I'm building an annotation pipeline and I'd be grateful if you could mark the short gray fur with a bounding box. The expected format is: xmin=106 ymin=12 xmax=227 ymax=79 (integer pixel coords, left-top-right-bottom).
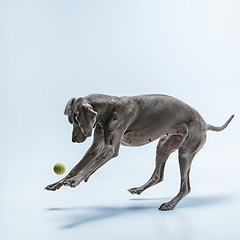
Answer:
xmin=45 ymin=94 xmax=234 ymax=211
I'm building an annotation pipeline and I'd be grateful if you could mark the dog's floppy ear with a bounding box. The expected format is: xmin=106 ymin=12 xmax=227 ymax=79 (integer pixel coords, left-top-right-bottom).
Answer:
xmin=82 ymin=103 xmax=97 ymax=120
xmin=64 ymin=97 xmax=76 ymax=116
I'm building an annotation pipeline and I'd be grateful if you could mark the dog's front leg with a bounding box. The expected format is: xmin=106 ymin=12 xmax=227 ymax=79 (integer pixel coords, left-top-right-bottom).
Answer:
xmin=45 ymin=125 xmax=104 ymax=191
xmin=63 ymin=143 xmax=117 ymax=187
xmin=83 ymin=144 xmax=115 ymax=182
xmin=44 ymin=142 xmax=103 ymax=191
xmin=63 ymin=118 xmax=129 ymax=187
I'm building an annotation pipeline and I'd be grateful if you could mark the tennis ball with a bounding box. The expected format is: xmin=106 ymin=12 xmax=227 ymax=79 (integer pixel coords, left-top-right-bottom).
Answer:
xmin=53 ymin=163 xmax=66 ymax=175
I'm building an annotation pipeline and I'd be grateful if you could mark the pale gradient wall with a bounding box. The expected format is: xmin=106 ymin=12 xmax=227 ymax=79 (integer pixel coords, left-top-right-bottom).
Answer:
xmin=0 ymin=1 xmax=239 ymax=240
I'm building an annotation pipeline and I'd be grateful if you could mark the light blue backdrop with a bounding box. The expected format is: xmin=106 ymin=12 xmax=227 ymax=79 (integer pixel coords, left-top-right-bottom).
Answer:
xmin=0 ymin=1 xmax=239 ymax=240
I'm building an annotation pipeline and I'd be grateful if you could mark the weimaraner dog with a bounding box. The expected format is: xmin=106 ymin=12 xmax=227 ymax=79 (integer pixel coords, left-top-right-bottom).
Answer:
xmin=45 ymin=94 xmax=234 ymax=211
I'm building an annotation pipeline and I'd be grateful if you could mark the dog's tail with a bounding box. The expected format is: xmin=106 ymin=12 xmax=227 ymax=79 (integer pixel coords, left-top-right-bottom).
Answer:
xmin=207 ymin=114 xmax=234 ymax=132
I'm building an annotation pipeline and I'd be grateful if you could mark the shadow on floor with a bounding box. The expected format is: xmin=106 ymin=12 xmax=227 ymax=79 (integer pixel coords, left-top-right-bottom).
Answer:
xmin=129 ymin=195 xmax=230 ymax=208
xmin=47 ymin=200 xmax=161 ymax=229
xmin=177 ymin=195 xmax=230 ymax=209
xmin=46 ymin=195 xmax=230 ymax=229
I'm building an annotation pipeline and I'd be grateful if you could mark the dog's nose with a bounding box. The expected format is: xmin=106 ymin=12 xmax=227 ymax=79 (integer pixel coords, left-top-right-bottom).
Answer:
xmin=72 ymin=137 xmax=77 ymax=143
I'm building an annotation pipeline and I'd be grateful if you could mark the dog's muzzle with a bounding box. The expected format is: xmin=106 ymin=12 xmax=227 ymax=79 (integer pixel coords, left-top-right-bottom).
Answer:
xmin=72 ymin=136 xmax=87 ymax=143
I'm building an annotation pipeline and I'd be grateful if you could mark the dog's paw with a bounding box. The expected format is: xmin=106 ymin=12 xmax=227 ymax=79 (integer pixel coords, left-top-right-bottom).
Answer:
xmin=45 ymin=181 xmax=63 ymax=191
xmin=158 ymin=202 xmax=175 ymax=211
xmin=127 ymin=187 xmax=142 ymax=195
xmin=62 ymin=176 xmax=83 ymax=188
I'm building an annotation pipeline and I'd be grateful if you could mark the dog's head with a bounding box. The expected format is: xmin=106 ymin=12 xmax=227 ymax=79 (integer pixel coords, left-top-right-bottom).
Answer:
xmin=64 ymin=97 xmax=97 ymax=143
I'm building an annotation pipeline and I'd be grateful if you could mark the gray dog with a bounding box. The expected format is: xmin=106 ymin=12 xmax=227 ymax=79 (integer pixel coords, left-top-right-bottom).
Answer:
xmin=45 ymin=94 xmax=234 ymax=211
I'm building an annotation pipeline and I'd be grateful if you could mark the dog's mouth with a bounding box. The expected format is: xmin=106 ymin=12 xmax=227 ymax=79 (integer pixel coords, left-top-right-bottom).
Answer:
xmin=72 ymin=136 xmax=87 ymax=143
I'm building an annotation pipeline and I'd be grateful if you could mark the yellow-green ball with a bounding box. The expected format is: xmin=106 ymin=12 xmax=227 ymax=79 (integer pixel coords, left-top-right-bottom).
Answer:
xmin=53 ymin=163 xmax=66 ymax=175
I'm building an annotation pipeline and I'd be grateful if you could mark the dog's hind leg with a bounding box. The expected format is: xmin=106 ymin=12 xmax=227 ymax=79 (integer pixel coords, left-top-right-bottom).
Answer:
xmin=159 ymin=127 xmax=206 ymax=211
xmin=128 ymin=134 xmax=183 ymax=195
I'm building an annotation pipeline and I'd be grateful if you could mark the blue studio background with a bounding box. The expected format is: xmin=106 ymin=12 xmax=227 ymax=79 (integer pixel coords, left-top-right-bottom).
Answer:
xmin=0 ymin=1 xmax=239 ymax=240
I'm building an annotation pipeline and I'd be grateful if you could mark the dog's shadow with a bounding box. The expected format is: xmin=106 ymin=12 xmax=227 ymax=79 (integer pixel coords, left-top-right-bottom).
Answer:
xmin=47 ymin=195 xmax=229 ymax=229
xmin=47 ymin=202 xmax=159 ymax=229
xmin=177 ymin=195 xmax=229 ymax=209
